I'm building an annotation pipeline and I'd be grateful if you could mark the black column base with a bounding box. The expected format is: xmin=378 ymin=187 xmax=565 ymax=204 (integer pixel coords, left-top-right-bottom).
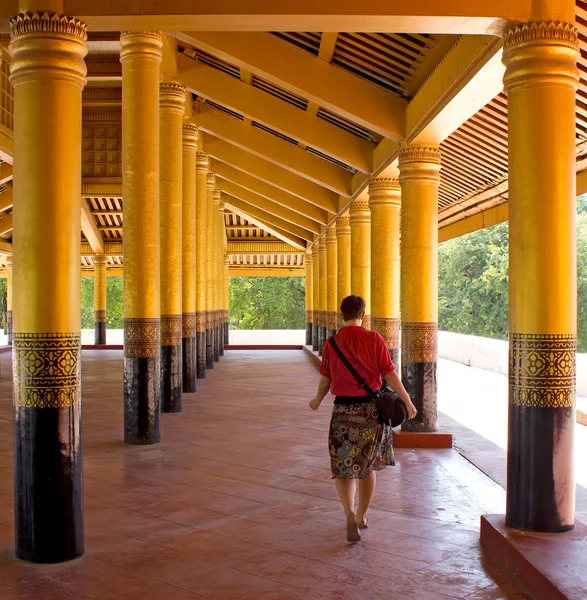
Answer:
xmin=206 ymin=329 xmax=214 ymax=369
xmin=328 ymin=329 xmax=336 ymax=340
xmin=196 ymin=331 xmax=207 ymax=379
xmin=124 ymin=356 xmax=161 ymax=444
xmin=401 ymin=361 xmax=437 ymax=432
xmin=224 ymin=321 xmax=229 ymax=346
xmin=389 ymin=348 xmax=400 ymax=367
xmin=182 ymin=337 xmax=197 ymax=393
xmin=312 ymin=322 xmax=319 ymax=352
xmin=14 ymin=404 xmax=84 ymax=563
xmin=94 ymin=321 xmax=106 ymax=345
xmin=214 ymin=325 xmax=220 ymax=362
xmin=506 ymin=404 xmax=574 ymax=532
xmin=161 ymin=345 xmax=182 ymax=413
xmin=218 ymin=325 xmax=224 ymax=357
xmin=318 ymin=326 xmax=327 ymax=355
xmin=306 ymin=323 xmax=312 ymax=346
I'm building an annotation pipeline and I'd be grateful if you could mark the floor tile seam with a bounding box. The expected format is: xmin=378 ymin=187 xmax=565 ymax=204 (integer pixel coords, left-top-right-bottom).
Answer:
xmin=409 ymin=561 xmax=501 ymax=594
xmin=434 ymin=462 xmax=504 ymax=507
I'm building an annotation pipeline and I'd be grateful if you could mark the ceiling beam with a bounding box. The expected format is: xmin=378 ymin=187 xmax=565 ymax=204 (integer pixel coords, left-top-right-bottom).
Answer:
xmin=0 ymin=163 xmax=13 ymax=186
xmin=195 ymin=105 xmax=353 ymax=196
xmin=212 ymin=161 xmax=329 ymax=224
xmin=227 ymin=240 xmax=301 ymax=254
xmin=0 ymin=213 xmax=12 ymax=236
xmin=318 ymin=33 xmax=338 ymax=63
xmin=202 ymin=134 xmax=339 ymax=213
xmin=178 ymin=55 xmax=372 ymax=173
xmin=218 ymin=181 xmax=321 ymax=234
xmin=81 ymin=198 xmax=105 ymax=255
xmin=86 ymin=56 xmax=122 ymax=81
xmin=0 ymin=186 xmax=12 ymax=212
xmin=0 ymin=0 xmax=541 ymax=34
xmin=176 ymin=32 xmax=407 ymax=140
xmin=224 ymin=198 xmax=308 ymax=250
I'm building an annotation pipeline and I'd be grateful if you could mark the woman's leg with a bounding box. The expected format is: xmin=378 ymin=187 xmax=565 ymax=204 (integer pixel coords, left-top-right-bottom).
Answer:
xmin=357 ymin=471 xmax=376 ymax=527
xmin=334 ymin=477 xmax=361 ymax=542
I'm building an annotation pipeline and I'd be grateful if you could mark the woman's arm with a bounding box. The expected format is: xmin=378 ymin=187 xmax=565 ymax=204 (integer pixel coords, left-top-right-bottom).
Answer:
xmin=309 ymin=375 xmax=331 ymax=411
xmin=384 ymin=371 xmax=418 ymax=420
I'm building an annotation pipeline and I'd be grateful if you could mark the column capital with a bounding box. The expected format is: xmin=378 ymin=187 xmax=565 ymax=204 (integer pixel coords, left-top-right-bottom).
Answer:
xmin=503 ymin=21 xmax=579 ymax=93
xmin=336 ymin=213 xmax=351 ymax=235
xmin=218 ymin=199 xmax=225 ymax=212
xmin=317 ymin=236 xmax=327 ymax=250
xmin=213 ymin=188 xmax=221 ymax=204
xmin=206 ymin=172 xmax=215 ymax=189
xmin=224 ymin=255 xmax=230 ymax=266
xmin=159 ymin=82 xmax=185 ymax=113
xmin=325 ymin=224 xmax=337 ymax=244
xmin=196 ymin=151 xmax=209 ymax=169
xmin=398 ymin=145 xmax=441 ymax=185
xmin=9 ymin=11 xmax=88 ymax=88
xmin=120 ymin=31 xmax=162 ymax=64
xmin=349 ymin=196 xmax=370 ymax=224
xmin=93 ymin=254 xmax=108 ymax=266
xmin=182 ymin=123 xmax=199 ymax=147
xmin=368 ymin=178 xmax=401 ymax=209
xmin=305 ymin=250 xmax=313 ymax=263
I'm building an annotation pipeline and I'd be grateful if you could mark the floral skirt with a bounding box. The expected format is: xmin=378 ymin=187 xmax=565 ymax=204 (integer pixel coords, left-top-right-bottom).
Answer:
xmin=328 ymin=400 xmax=395 ymax=479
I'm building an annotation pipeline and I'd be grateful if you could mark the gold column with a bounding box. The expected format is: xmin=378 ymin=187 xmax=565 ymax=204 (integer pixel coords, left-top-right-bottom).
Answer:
xmin=217 ymin=195 xmax=225 ymax=357
xmin=6 ymin=256 xmax=12 ymax=345
xmin=9 ymin=8 xmax=87 ymax=562
xmin=205 ymin=172 xmax=215 ymax=368
xmin=399 ymin=145 xmax=441 ymax=433
xmin=181 ymin=123 xmax=198 ymax=392
xmin=318 ymin=236 xmax=327 ymax=353
xmin=336 ymin=213 xmax=351 ymax=329
xmin=121 ymin=31 xmax=162 ymax=445
xmin=305 ymin=251 xmax=313 ymax=345
xmin=312 ymin=243 xmax=320 ymax=351
xmin=195 ymin=152 xmax=208 ymax=377
xmin=224 ymin=254 xmax=230 ymax=346
xmin=212 ymin=187 xmax=221 ymax=362
xmin=503 ymin=18 xmax=579 ymax=532
xmin=93 ymin=254 xmax=108 ymax=345
xmin=350 ymin=197 xmax=371 ymax=329
xmin=159 ymin=81 xmax=185 ymax=411
xmin=326 ymin=224 xmax=338 ymax=337
xmin=369 ymin=178 xmax=401 ymax=365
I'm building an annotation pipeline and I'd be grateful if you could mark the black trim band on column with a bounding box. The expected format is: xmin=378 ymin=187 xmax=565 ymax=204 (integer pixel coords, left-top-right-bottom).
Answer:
xmin=94 ymin=321 xmax=106 ymax=345
xmin=124 ymin=356 xmax=161 ymax=444
xmin=218 ymin=324 xmax=224 ymax=357
xmin=389 ymin=348 xmax=400 ymax=367
xmin=182 ymin=337 xmax=196 ymax=392
xmin=206 ymin=328 xmax=214 ymax=369
xmin=312 ymin=316 xmax=319 ymax=352
xmin=306 ymin=322 xmax=312 ymax=346
xmin=161 ymin=344 xmax=182 ymax=413
xmin=400 ymin=361 xmax=438 ymax=432
xmin=214 ymin=322 xmax=220 ymax=362
xmin=196 ymin=331 xmax=207 ymax=379
xmin=224 ymin=318 xmax=229 ymax=346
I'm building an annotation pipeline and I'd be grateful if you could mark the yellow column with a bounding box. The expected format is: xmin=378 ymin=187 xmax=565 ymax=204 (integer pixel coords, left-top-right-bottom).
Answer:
xmin=9 ymin=7 xmax=87 ymax=562
xmin=399 ymin=145 xmax=441 ymax=433
xmin=350 ymin=197 xmax=371 ymax=329
xmin=159 ymin=81 xmax=184 ymax=412
xmin=326 ymin=224 xmax=338 ymax=336
xmin=195 ymin=152 xmax=209 ymax=377
xmin=217 ymin=195 xmax=225 ymax=357
xmin=205 ymin=172 xmax=215 ymax=368
xmin=369 ymin=178 xmax=401 ymax=365
xmin=6 ymin=256 xmax=12 ymax=345
xmin=121 ymin=31 xmax=162 ymax=445
xmin=305 ymin=251 xmax=313 ymax=345
xmin=224 ymin=254 xmax=230 ymax=346
xmin=312 ymin=243 xmax=320 ymax=351
xmin=93 ymin=254 xmax=107 ymax=345
xmin=318 ymin=236 xmax=327 ymax=353
xmin=336 ymin=213 xmax=351 ymax=330
xmin=181 ymin=123 xmax=198 ymax=392
xmin=212 ymin=187 xmax=221 ymax=362
xmin=503 ymin=16 xmax=579 ymax=532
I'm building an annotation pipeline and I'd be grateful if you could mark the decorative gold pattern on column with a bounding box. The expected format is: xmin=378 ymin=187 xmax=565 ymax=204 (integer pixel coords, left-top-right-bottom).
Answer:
xmin=371 ymin=317 xmax=400 ymax=350
xmin=94 ymin=310 xmax=106 ymax=323
xmin=161 ymin=315 xmax=183 ymax=347
xmin=509 ymin=334 xmax=576 ymax=408
xmin=13 ymin=333 xmax=81 ymax=408
xmin=9 ymin=11 xmax=87 ymax=38
xmin=401 ymin=322 xmax=438 ymax=363
xmin=196 ymin=311 xmax=207 ymax=331
xmin=124 ymin=318 xmax=160 ymax=359
xmin=182 ymin=313 xmax=197 ymax=337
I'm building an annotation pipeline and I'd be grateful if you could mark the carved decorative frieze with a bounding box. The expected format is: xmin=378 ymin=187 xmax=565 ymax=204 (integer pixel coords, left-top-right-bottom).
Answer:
xmin=124 ymin=318 xmax=160 ymax=359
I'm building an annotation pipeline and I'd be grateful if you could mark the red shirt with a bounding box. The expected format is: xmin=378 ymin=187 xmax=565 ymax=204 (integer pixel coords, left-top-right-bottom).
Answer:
xmin=319 ymin=326 xmax=396 ymax=396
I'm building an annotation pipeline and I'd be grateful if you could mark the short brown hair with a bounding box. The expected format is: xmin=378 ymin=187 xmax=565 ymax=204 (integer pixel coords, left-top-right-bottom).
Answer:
xmin=340 ymin=295 xmax=366 ymax=321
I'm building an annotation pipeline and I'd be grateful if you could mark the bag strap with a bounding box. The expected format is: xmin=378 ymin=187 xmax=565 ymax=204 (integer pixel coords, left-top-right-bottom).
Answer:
xmin=328 ymin=336 xmax=376 ymax=398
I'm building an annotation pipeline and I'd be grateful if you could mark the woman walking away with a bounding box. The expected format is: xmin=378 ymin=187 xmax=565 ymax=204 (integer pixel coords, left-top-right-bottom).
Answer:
xmin=309 ymin=295 xmax=417 ymax=543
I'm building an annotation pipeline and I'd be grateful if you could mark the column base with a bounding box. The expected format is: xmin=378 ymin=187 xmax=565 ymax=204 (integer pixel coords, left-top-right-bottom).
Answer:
xmin=392 ymin=429 xmax=452 ymax=449
xmin=305 ymin=323 xmax=313 ymax=346
xmin=328 ymin=329 xmax=336 ymax=340
xmin=224 ymin=321 xmax=229 ymax=346
xmin=182 ymin=337 xmax=196 ymax=393
xmin=401 ymin=361 xmax=437 ymax=432
xmin=161 ymin=344 xmax=182 ymax=413
xmin=217 ymin=325 xmax=224 ymax=358
xmin=124 ymin=356 xmax=161 ymax=445
xmin=312 ymin=325 xmax=319 ymax=352
xmin=389 ymin=347 xmax=399 ymax=367
xmin=14 ymin=404 xmax=84 ymax=563
xmin=94 ymin=321 xmax=106 ymax=345
xmin=318 ymin=326 xmax=327 ymax=355
xmin=7 ymin=321 xmax=12 ymax=346
xmin=196 ymin=331 xmax=207 ymax=379
xmin=206 ymin=329 xmax=214 ymax=369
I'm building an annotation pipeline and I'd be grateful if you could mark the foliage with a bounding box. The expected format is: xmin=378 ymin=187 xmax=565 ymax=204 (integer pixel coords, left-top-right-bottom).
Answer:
xmin=440 ymin=194 xmax=587 ymax=351
xmin=229 ymin=276 xmax=305 ymax=330
xmin=81 ymin=275 xmax=124 ymax=329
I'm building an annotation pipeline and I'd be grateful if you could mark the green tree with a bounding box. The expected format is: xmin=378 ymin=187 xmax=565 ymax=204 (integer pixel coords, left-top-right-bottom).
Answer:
xmin=81 ymin=275 xmax=124 ymax=329
xmin=229 ymin=276 xmax=305 ymax=329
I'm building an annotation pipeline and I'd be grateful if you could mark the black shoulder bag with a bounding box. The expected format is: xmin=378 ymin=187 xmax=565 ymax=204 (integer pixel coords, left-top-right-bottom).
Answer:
xmin=328 ymin=336 xmax=408 ymax=428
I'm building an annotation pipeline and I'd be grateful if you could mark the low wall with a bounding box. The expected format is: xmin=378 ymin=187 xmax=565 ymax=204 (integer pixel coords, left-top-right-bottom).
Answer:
xmin=438 ymin=331 xmax=587 ymax=397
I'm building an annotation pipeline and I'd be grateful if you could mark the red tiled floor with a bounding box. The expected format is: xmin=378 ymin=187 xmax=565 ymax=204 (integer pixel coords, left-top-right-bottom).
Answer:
xmin=0 ymin=349 xmax=529 ymax=599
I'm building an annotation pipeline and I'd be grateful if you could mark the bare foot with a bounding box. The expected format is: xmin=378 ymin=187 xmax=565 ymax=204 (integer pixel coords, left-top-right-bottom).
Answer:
xmin=346 ymin=515 xmax=361 ymax=543
xmin=357 ymin=512 xmax=368 ymax=529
